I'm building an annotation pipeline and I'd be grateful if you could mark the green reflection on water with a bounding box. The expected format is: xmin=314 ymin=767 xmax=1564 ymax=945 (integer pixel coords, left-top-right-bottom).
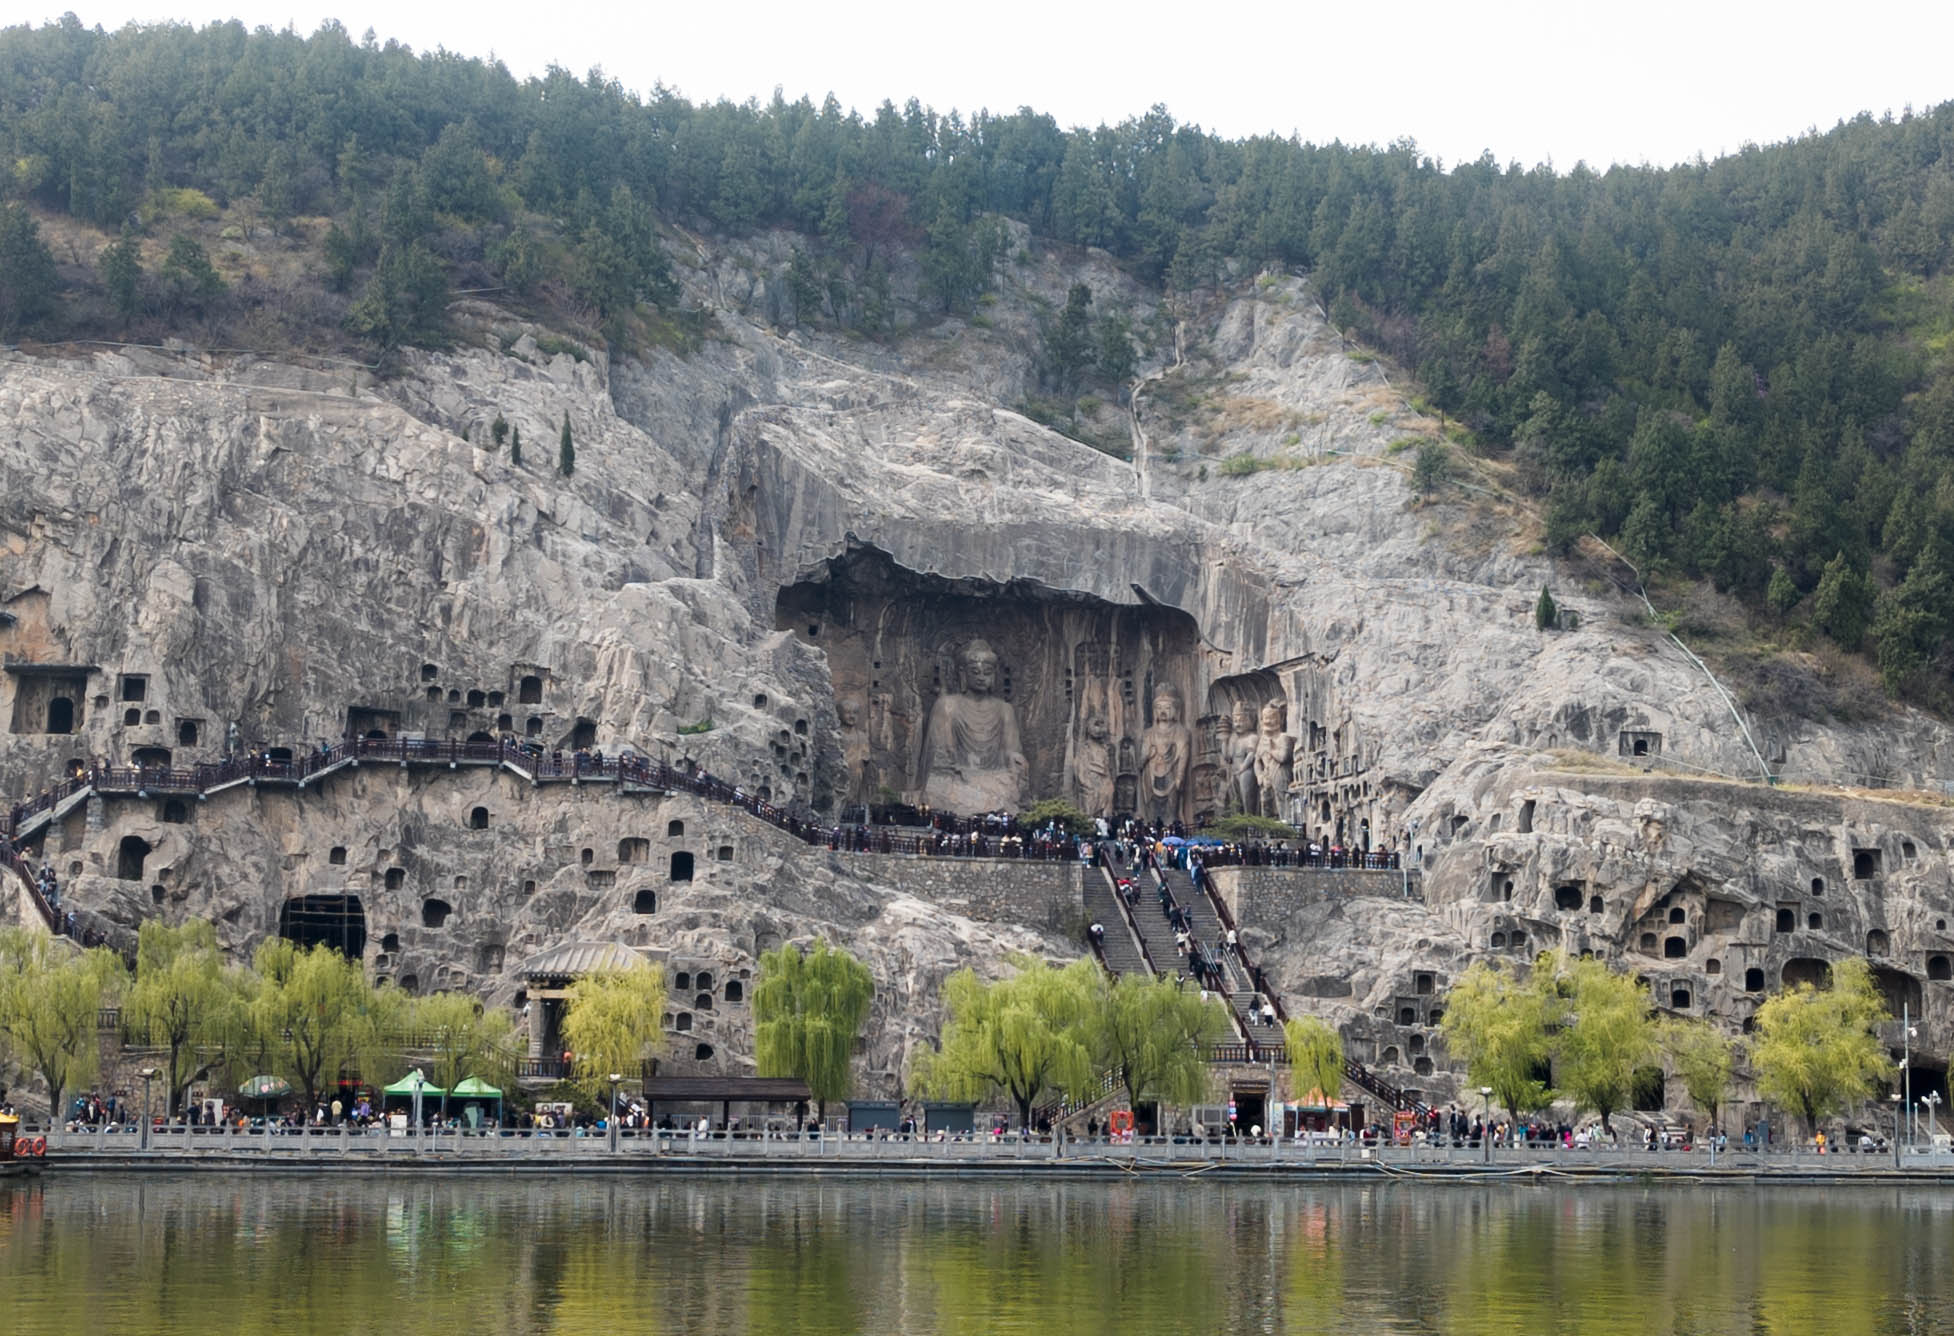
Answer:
xmin=2 ymin=1176 xmax=1950 ymax=1335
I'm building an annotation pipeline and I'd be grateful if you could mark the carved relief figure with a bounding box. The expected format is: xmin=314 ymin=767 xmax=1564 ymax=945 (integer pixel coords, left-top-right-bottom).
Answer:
xmin=1139 ymin=685 xmax=1192 ymax=824
xmin=914 ymin=638 xmax=1027 ymax=814
xmin=1253 ymin=698 xmax=1296 ymax=819
xmin=1073 ymin=713 xmax=1116 ymax=816
xmin=1227 ymin=698 xmax=1258 ymax=814
xmin=837 ymin=694 xmax=871 ymax=808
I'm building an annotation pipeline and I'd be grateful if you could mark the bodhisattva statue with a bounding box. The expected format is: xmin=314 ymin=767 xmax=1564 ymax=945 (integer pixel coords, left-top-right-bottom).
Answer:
xmin=914 ymin=639 xmax=1028 ymax=815
xmin=1253 ymin=697 xmax=1296 ymax=819
xmin=1139 ymin=685 xmax=1192 ymax=824
xmin=1073 ymin=713 xmax=1116 ymax=817
xmin=1228 ymin=698 xmax=1259 ymax=814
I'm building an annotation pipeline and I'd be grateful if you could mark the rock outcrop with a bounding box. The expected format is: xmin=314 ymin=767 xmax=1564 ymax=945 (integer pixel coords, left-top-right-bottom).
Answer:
xmin=6 ymin=237 xmax=1953 ymax=1115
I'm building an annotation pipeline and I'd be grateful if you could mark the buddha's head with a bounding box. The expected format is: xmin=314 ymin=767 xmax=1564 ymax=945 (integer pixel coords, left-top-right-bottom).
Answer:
xmin=961 ymin=640 xmax=1000 ymax=695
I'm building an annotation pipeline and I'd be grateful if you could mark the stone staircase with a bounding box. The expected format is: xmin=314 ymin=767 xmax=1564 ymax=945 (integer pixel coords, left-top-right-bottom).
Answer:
xmin=1082 ymin=865 xmax=1153 ymax=977
xmin=1157 ymin=865 xmax=1284 ymax=1046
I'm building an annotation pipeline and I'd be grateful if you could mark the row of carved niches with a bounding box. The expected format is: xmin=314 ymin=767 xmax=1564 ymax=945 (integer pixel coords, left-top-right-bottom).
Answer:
xmin=777 ymin=550 xmax=1203 ymax=819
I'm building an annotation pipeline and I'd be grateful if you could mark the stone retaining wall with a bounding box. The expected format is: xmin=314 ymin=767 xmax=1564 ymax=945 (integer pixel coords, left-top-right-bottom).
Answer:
xmin=822 ymin=853 xmax=1086 ymax=938
xmin=1210 ymin=866 xmax=1422 ymax=935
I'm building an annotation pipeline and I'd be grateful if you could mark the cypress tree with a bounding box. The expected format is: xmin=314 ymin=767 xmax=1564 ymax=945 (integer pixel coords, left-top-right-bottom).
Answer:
xmin=558 ymin=415 xmax=574 ymax=476
xmin=510 ymin=424 xmax=522 ymax=467
xmin=1535 ymin=586 xmax=1558 ymax=630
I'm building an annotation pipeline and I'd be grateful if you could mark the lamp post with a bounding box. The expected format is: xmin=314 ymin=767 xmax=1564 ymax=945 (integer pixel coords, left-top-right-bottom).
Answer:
xmin=1924 ymin=1092 xmax=1942 ymax=1153
xmin=1479 ymin=1086 xmax=1494 ymax=1164
xmin=608 ymin=1073 xmax=624 ymax=1153
xmin=1903 ymin=1006 xmax=1915 ymax=1150
xmin=1892 ymin=1092 xmax=1904 ymax=1169
xmin=137 ymin=1067 xmax=158 ymax=1152
xmin=409 ymin=1070 xmax=425 ymax=1152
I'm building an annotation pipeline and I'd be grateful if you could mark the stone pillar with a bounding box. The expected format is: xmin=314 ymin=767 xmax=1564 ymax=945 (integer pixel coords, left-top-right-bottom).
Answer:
xmin=85 ymin=793 xmax=106 ymax=835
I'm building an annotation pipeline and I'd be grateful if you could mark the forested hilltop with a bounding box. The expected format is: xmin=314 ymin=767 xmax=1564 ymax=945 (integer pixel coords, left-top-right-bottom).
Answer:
xmin=3 ymin=18 xmax=1954 ymax=700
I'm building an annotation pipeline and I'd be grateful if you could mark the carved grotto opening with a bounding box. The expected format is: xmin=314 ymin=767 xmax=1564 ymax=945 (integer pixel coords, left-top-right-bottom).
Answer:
xmin=776 ymin=544 xmax=1203 ymax=821
xmin=279 ymin=895 xmax=367 ymax=957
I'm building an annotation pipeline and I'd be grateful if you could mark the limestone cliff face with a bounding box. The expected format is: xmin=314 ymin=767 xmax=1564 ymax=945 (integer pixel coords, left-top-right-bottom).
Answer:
xmin=5 ymin=233 xmax=1954 ymax=1110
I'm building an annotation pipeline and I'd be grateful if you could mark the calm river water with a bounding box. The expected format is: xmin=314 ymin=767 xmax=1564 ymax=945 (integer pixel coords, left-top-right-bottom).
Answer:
xmin=3 ymin=1174 xmax=1951 ymax=1334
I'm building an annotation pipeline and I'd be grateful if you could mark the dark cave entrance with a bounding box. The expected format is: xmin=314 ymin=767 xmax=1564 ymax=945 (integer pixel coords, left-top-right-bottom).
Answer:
xmin=279 ymin=894 xmax=368 ymax=957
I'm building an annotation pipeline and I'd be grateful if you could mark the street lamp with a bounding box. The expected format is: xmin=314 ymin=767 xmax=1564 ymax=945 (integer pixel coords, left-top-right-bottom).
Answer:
xmin=1924 ymin=1092 xmax=1942 ymax=1151
xmin=408 ymin=1069 xmax=425 ymax=1151
xmin=1892 ymin=1092 xmax=1904 ymax=1169
xmin=608 ymin=1073 xmax=624 ymax=1153
xmin=137 ymin=1067 xmax=158 ymax=1152
xmin=1479 ymin=1086 xmax=1494 ymax=1164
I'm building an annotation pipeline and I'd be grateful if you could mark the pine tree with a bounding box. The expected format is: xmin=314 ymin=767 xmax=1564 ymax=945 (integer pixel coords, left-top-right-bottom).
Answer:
xmin=510 ymin=424 xmax=522 ymax=467
xmin=490 ymin=413 xmax=508 ymax=449
xmin=1535 ymin=586 xmax=1558 ymax=630
xmin=558 ymin=415 xmax=574 ymax=477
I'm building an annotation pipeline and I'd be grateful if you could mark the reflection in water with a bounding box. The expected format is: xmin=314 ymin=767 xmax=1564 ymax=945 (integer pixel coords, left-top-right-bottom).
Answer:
xmin=2 ymin=1176 xmax=1952 ymax=1334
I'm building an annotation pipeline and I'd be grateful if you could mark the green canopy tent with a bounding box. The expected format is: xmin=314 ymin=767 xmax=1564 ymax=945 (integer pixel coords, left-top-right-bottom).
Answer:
xmin=450 ymin=1076 xmax=505 ymax=1128
xmin=237 ymin=1075 xmax=292 ymax=1108
xmin=381 ymin=1070 xmax=446 ymax=1098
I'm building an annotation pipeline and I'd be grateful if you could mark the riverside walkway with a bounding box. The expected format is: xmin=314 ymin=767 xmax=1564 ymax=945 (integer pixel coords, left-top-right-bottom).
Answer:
xmin=30 ymin=1125 xmax=1954 ymax=1181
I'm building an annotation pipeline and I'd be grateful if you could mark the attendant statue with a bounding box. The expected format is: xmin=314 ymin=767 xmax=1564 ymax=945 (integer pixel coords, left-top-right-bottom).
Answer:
xmin=1139 ymin=685 xmax=1192 ymax=824
xmin=1073 ymin=714 xmax=1116 ymax=817
xmin=1227 ymin=698 xmax=1259 ymax=814
xmin=1253 ymin=698 xmax=1296 ymax=819
xmin=914 ymin=639 xmax=1027 ymax=815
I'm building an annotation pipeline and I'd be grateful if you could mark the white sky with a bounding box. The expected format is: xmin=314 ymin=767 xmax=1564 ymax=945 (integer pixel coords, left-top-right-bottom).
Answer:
xmin=42 ymin=1 xmax=1954 ymax=171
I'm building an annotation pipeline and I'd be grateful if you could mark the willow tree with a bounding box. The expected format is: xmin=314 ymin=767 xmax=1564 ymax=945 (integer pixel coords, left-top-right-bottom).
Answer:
xmin=414 ymin=990 xmax=519 ymax=1117
xmin=1663 ymin=1017 xmax=1736 ymax=1134
xmin=126 ymin=919 xmax=249 ymax=1116
xmin=1552 ymin=951 xmax=1658 ymax=1133
xmin=913 ymin=956 xmax=1097 ymax=1129
xmin=0 ymin=927 xmax=127 ymax=1121
xmin=1283 ymin=1015 xmax=1346 ymax=1112
xmin=1085 ymin=972 xmax=1230 ymax=1118
xmin=754 ymin=940 xmax=873 ymax=1121
xmin=250 ymin=938 xmax=404 ymax=1114
xmin=1751 ymin=956 xmax=1892 ymax=1137
xmin=1438 ymin=956 xmax=1558 ymax=1123
xmin=561 ymin=964 xmax=666 ymax=1102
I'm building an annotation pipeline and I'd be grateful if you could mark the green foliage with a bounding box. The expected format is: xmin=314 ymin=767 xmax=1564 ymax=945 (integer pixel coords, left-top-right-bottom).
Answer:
xmin=1085 ymin=973 xmax=1230 ymax=1112
xmin=677 ymin=717 xmax=714 ymax=735
xmin=509 ymin=424 xmax=522 ymax=467
xmin=1750 ymin=956 xmax=1893 ymax=1136
xmin=412 ymin=990 xmax=518 ymax=1115
xmin=914 ymin=956 xmax=1099 ymax=1128
xmin=126 ymin=919 xmax=248 ymax=1116
xmin=346 ymin=242 xmax=448 ymax=349
xmin=1411 ymin=440 xmax=1453 ymax=496
xmin=490 ymin=413 xmax=508 ymax=449
xmin=1534 ymin=586 xmax=1558 ymax=631
xmin=1438 ymin=958 xmax=1556 ymax=1122
xmin=1016 ymin=798 xmax=1092 ymax=835
xmin=1767 ymin=566 xmax=1802 ymax=617
xmin=248 ymin=938 xmax=405 ymax=1114
xmin=1663 ymin=1017 xmax=1736 ymax=1131
xmin=1812 ymin=552 xmax=1872 ymax=651
xmin=1282 ymin=1015 xmax=1345 ymax=1108
xmin=1549 ymin=952 xmax=1658 ymax=1132
xmin=558 ymin=414 xmax=575 ymax=477
xmin=0 ymin=927 xmax=126 ymax=1121
xmin=1202 ymin=812 xmax=1295 ymax=840
xmin=100 ymin=227 xmax=144 ymax=322
xmin=753 ymin=940 xmax=874 ymax=1116
xmin=1044 ymin=283 xmax=1096 ymax=394
xmin=0 ymin=204 xmax=58 ymax=337
xmin=561 ymin=965 xmax=667 ymax=1101
xmin=157 ymin=233 xmax=224 ymax=314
